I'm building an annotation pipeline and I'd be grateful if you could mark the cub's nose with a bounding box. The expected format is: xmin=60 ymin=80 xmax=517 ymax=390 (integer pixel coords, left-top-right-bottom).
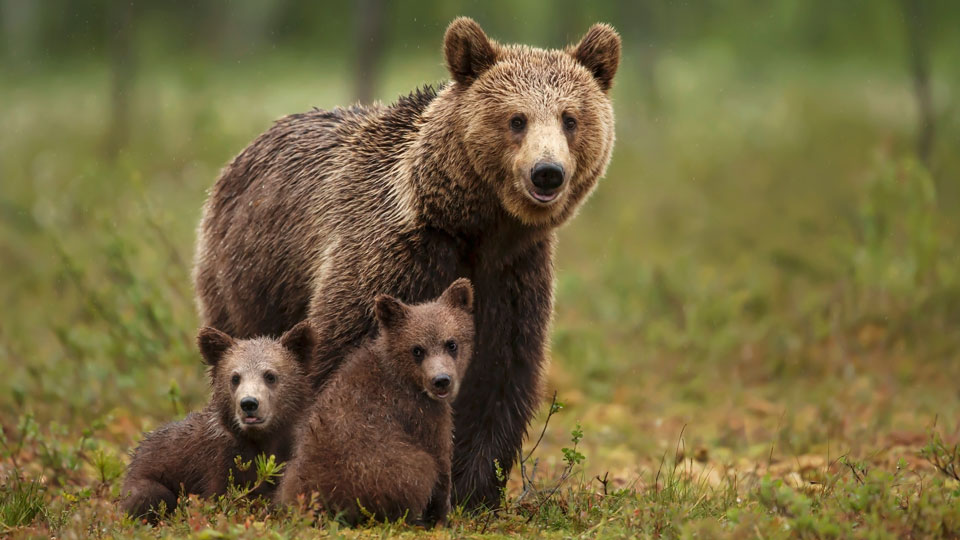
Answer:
xmin=432 ymin=375 xmax=451 ymax=391
xmin=531 ymin=162 xmax=564 ymax=191
xmin=240 ymin=397 xmax=259 ymax=413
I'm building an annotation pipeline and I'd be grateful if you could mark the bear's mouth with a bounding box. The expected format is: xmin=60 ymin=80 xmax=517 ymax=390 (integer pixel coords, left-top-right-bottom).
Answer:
xmin=240 ymin=415 xmax=265 ymax=426
xmin=427 ymin=386 xmax=456 ymax=401
xmin=529 ymin=187 xmax=561 ymax=204
xmin=425 ymin=388 xmax=451 ymax=401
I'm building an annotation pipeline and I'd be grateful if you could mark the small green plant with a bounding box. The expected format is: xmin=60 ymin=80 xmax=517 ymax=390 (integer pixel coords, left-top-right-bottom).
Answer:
xmin=518 ymin=392 xmax=564 ymax=502
xmin=89 ymin=448 xmax=125 ymax=485
xmin=228 ymin=453 xmax=286 ymax=503
xmin=517 ymin=395 xmax=589 ymax=525
xmin=493 ymin=458 xmax=507 ymax=509
xmin=922 ymin=430 xmax=960 ymax=482
xmin=0 ymin=474 xmax=46 ymax=530
xmin=255 ymin=453 xmax=286 ymax=485
xmin=0 ymin=414 xmax=37 ymax=471
xmin=561 ymin=422 xmax=585 ymax=467
xmin=168 ymin=379 xmax=183 ymax=417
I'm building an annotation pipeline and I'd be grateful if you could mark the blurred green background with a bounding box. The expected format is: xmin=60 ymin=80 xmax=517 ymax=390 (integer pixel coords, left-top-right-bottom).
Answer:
xmin=2 ymin=0 xmax=959 ymax=484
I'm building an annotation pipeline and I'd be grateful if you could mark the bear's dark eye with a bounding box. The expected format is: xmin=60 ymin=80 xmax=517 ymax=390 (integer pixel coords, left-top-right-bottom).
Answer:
xmin=264 ymin=372 xmax=277 ymax=384
xmin=445 ymin=340 xmax=458 ymax=354
xmin=563 ymin=114 xmax=577 ymax=131
xmin=231 ymin=374 xmax=240 ymax=386
xmin=509 ymin=115 xmax=526 ymax=133
xmin=412 ymin=346 xmax=425 ymax=362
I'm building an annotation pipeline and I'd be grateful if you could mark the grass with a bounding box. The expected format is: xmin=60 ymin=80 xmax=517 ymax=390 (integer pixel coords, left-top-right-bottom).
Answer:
xmin=1 ymin=45 xmax=959 ymax=538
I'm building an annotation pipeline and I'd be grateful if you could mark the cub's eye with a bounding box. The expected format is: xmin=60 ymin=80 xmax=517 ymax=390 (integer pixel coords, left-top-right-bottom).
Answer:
xmin=445 ymin=340 xmax=458 ymax=353
xmin=231 ymin=374 xmax=240 ymax=386
xmin=412 ymin=346 xmax=425 ymax=362
xmin=563 ymin=114 xmax=577 ymax=131
xmin=264 ymin=372 xmax=277 ymax=384
xmin=509 ymin=115 xmax=526 ymax=132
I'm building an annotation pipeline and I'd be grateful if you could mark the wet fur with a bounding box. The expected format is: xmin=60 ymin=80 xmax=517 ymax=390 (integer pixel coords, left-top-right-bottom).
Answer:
xmin=279 ymin=282 xmax=474 ymax=525
xmin=120 ymin=323 xmax=315 ymax=522
xmin=194 ymin=18 xmax=619 ymax=508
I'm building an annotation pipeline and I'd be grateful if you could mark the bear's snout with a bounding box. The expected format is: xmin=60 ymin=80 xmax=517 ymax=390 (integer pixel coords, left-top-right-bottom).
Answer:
xmin=432 ymin=374 xmax=451 ymax=391
xmin=531 ymin=162 xmax=564 ymax=190
xmin=529 ymin=162 xmax=565 ymax=202
xmin=429 ymin=373 xmax=453 ymax=400
xmin=240 ymin=396 xmax=259 ymax=413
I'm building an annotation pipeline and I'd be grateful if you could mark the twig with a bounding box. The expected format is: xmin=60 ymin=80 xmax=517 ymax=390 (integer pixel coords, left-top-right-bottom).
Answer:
xmin=594 ymin=472 xmax=609 ymax=496
xmin=842 ymin=456 xmax=864 ymax=485
xmin=674 ymin=424 xmax=687 ymax=466
xmin=522 ymin=391 xmax=559 ymax=463
xmin=769 ymin=411 xmax=786 ymax=467
xmin=518 ymin=392 xmax=561 ymax=503
xmin=654 ymin=448 xmax=668 ymax=492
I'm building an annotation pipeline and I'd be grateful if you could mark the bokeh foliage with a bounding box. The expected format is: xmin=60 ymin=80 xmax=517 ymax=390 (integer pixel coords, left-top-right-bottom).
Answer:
xmin=1 ymin=1 xmax=959 ymax=537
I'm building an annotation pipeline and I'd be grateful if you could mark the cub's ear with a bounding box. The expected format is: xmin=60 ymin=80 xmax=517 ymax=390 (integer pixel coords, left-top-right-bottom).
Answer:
xmin=444 ymin=17 xmax=498 ymax=86
xmin=374 ymin=294 xmax=408 ymax=330
xmin=569 ymin=23 xmax=621 ymax=93
xmin=280 ymin=320 xmax=316 ymax=364
xmin=197 ymin=327 xmax=235 ymax=367
xmin=441 ymin=277 xmax=474 ymax=313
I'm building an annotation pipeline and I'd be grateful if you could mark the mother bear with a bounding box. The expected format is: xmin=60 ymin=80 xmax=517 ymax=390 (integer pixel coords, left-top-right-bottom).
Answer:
xmin=193 ymin=17 xmax=619 ymax=509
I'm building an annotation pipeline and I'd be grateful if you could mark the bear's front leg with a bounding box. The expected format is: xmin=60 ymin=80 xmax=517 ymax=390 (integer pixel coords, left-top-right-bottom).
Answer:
xmin=451 ymin=239 xmax=554 ymax=509
xmin=121 ymin=477 xmax=180 ymax=523
xmin=420 ymin=464 xmax=451 ymax=527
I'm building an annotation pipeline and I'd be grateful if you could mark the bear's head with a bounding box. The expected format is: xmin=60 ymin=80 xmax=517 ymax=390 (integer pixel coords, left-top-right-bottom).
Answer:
xmin=373 ymin=278 xmax=475 ymax=401
xmin=443 ymin=17 xmax=620 ymax=228
xmin=197 ymin=321 xmax=315 ymax=440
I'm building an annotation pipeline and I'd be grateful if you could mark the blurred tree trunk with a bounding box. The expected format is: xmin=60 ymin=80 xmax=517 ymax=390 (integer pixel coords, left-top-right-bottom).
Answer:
xmin=1 ymin=0 xmax=39 ymax=68
xmin=554 ymin=0 xmax=584 ymax=44
xmin=619 ymin=0 xmax=660 ymax=112
xmin=899 ymin=0 xmax=934 ymax=166
xmin=211 ymin=0 xmax=286 ymax=61
xmin=354 ymin=0 xmax=386 ymax=104
xmin=105 ymin=1 xmax=136 ymax=160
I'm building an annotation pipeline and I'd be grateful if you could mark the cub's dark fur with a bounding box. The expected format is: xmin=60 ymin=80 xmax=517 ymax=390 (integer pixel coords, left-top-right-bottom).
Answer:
xmin=279 ymin=279 xmax=474 ymax=525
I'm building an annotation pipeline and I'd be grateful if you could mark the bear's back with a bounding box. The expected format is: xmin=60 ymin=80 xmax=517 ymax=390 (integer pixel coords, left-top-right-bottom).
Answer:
xmin=194 ymin=89 xmax=440 ymax=339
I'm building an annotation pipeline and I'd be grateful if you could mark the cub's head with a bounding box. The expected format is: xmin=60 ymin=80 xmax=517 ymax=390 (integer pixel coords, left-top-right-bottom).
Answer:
xmin=197 ymin=321 xmax=315 ymax=439
xmin=443 ymin=17 xmax=620 ymax=227
xmin=373 ymin=278 xmax=475 ymax=402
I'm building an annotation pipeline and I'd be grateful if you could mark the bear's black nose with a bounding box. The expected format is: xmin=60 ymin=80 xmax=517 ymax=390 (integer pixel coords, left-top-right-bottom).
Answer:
xmin=240 ymin=397 xmax=259 ymax=413
xmin=531 ymin=162 xmax=564 ymax=191
xmin=432 ymin=375 xmax=451 ymax=390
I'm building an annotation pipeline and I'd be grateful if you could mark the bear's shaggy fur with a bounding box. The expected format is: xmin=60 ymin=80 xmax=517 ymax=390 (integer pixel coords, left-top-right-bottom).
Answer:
xmin=120 ymin=321 xmax=315 ymax=521
xmin=193 ymin=17 xmax=619 ymax=507
xmin=278 ymin=279 xmax=474 ymax=525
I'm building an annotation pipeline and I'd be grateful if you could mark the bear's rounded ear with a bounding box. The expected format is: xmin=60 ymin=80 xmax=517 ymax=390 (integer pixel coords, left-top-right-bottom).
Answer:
xmin=444 ymin=17 xmax=498 ymax=87
xmin=441 ymin=277 xmax=474 ymax=314
xmin=280 ymin=320 xmax=316 ymax=364
xmin=197 ymin=327 xmax=235 ymax=367
xmin=569 ymin=23 xmax=621 ymax=93
xmin=374 ymin=294 xmax=408 ymax=330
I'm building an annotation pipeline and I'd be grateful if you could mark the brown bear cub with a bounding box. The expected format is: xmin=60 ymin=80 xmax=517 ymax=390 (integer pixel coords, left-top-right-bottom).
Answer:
xmin=279 ymin=278 xmax=474 ymax=526
xmin=121 ymin=321 xmax=315 ymax=522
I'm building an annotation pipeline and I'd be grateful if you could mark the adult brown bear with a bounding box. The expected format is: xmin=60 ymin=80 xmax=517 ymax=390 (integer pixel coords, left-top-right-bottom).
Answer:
xmin=193 ymin=17 xmax=619 ymax=508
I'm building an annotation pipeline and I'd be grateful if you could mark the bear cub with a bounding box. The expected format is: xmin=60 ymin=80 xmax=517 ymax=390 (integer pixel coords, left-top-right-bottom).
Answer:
xmin=278 ymin=278 xmax=475 ymax=526
xmin=121 ymin=320 xmax=315 ymax=521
